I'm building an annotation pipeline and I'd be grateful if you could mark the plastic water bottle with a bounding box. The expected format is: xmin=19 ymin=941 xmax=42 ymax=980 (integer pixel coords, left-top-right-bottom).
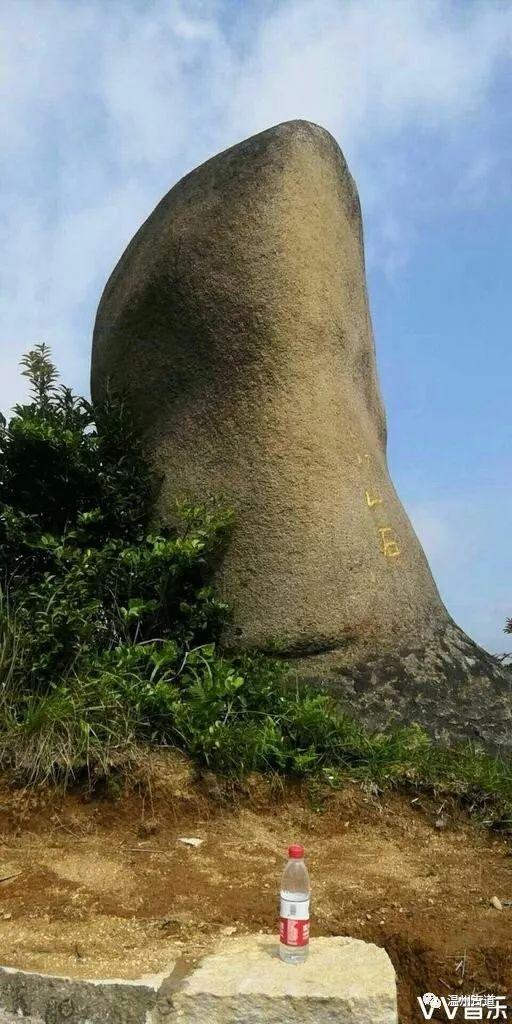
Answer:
xmin=279 ymin=843 xmax=310 ymax=964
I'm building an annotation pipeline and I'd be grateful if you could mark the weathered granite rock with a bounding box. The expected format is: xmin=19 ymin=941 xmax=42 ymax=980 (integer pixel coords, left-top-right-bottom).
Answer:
xmin=0 ymin=938 xmax=397 ymax=1024
xmin=298 ymin=622 xmax=512 ymax=752
xmin=0 ymin=963 xmax=168 ymax=1023
xmin=91 ymin=120 xmax=512 ymax=749
xmin=170 ymin=936 xmax=398 ymax=1024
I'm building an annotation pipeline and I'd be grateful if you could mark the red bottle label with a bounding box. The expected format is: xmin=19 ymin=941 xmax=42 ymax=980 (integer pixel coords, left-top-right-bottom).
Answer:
xmin=280 ymin=917 xmax=310 ymax=946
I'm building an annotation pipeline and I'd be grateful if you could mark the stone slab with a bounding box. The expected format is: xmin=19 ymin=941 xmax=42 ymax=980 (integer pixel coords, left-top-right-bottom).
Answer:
xmin=172 ymin=935 xmax=398 ymax=1024
xmin=0 ymin=936 xmax=397 ymax=1024
xmin=0 ymin=962 xmax=171 ymax=1023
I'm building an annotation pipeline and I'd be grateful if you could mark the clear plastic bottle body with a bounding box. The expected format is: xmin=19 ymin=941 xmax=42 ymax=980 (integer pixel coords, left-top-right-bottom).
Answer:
xmin=279 ymin=855 xmax=310 ymax=964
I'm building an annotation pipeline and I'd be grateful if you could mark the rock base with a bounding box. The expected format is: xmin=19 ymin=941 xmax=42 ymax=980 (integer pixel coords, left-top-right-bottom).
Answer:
xmin=296 ymin=621 xmax=512 ymax=754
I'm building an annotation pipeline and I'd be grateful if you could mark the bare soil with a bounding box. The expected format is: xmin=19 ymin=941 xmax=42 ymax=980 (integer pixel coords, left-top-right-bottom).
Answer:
xmin=0 ymin=754 xmax=510 ymax=1023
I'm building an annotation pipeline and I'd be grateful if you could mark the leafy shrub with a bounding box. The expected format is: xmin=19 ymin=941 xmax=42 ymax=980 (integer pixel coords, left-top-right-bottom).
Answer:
xmin=0 ymin=345 xmax=234 ymax=774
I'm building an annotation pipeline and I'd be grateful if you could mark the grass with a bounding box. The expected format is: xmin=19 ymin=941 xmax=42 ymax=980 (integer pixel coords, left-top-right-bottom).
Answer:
xmin=0 ymin=634 xmax=511 ymax=832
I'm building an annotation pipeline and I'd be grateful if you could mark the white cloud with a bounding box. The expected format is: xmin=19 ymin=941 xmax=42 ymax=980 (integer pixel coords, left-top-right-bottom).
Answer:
xmin=227 ymin=0 xmax=512 ymax=138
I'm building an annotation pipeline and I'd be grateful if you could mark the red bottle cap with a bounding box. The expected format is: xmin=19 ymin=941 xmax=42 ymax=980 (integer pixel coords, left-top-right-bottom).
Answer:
xmin=288 ymin=843 xmax=305 ymax=859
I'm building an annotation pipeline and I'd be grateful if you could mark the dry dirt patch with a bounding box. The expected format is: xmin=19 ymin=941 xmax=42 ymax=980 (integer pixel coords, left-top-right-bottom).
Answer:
xmin=0 ymin=756 xmax=510 ymax=1023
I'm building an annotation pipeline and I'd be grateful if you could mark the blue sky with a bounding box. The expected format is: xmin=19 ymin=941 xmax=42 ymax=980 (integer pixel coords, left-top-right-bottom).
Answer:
xmin=1 ymin=0 xmax=511 ymax=654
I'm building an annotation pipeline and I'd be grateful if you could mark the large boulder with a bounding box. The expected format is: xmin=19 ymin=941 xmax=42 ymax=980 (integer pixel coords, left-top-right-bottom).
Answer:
xmin=92 ymin=120 xmax=511 ymax=751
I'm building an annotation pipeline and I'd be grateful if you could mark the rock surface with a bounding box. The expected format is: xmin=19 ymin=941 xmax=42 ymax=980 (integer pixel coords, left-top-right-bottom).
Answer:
xmin=300 ymin=621 xmax=512 ymax=752
xmin=91 ymin=119 xmax=446 ymax=655
xmin=0 ymin=963 xmax=167 ymax=1023
xmin=173 ymin=935 xmax=397 ymax=1024
xmin=0 ymin=937 xmax=397 ymax=1024
xmin=91 ymin=119 xmax=512 ymax=747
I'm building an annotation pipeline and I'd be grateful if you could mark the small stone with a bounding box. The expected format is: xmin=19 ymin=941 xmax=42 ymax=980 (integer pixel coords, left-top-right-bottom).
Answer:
xmin=490 ymin=896 xmax=503 ymax=911
xmin=435 ymin=816 xmax=447 ymax=830
xmin=177 ymin=837 xmax=204 ymax=848
xmin=220 ymin=925 xmax=237 ymax=936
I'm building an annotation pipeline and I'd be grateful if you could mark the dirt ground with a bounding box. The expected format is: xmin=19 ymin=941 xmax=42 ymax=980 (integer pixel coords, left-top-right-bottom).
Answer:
xmin=0 ymin=755 xmax=510 ymax=1024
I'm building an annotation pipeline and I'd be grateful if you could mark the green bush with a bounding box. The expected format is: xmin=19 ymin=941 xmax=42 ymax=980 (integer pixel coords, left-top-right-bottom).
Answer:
xmin=0 ymin=345 xmax=234 ymax=775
